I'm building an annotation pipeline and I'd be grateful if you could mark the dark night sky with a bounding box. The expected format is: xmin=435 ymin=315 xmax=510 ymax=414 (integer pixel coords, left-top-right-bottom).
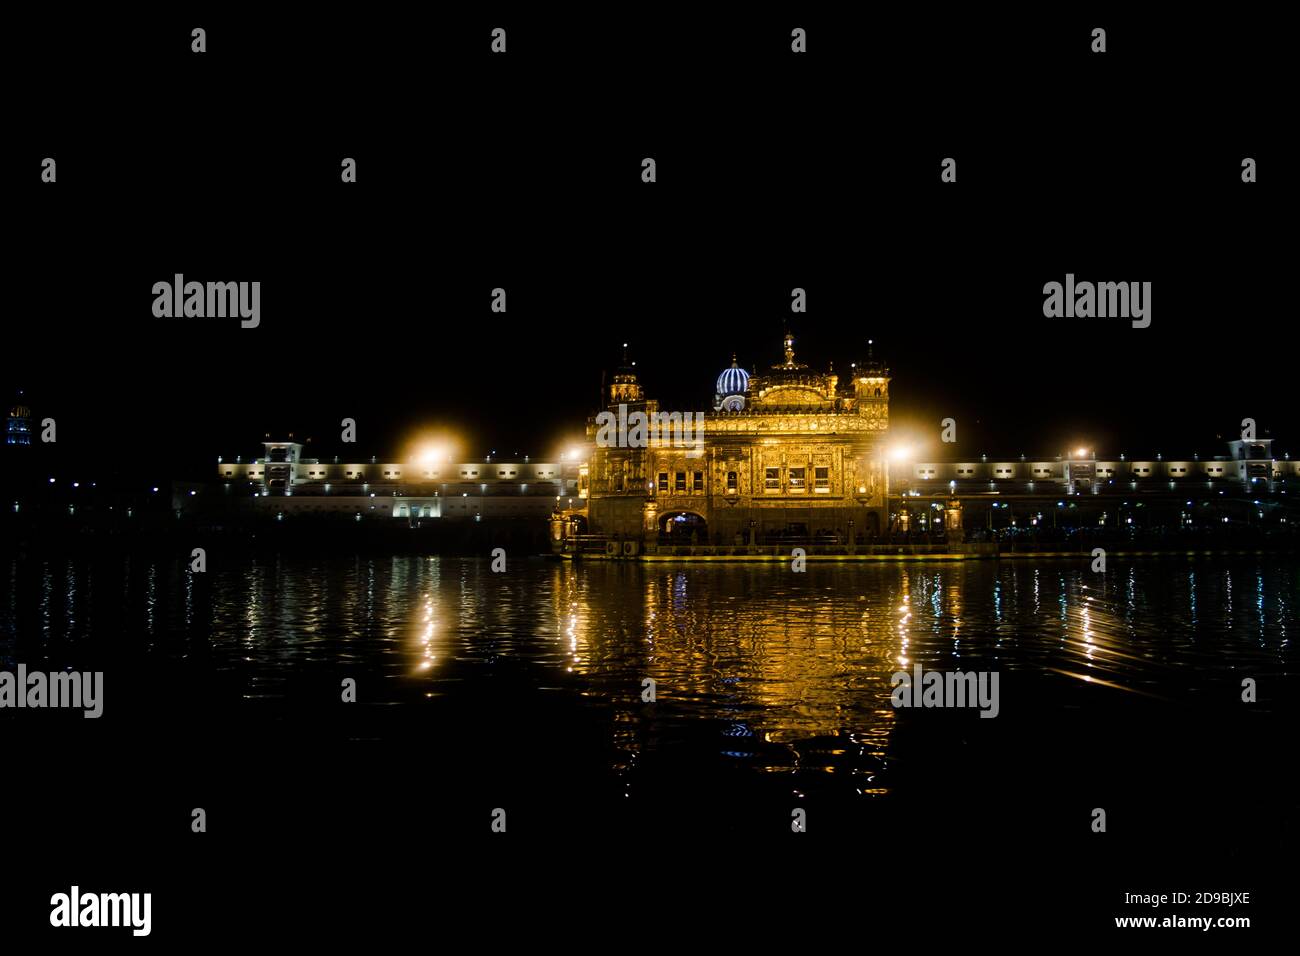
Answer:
xmin=5 ymin=9 xmax=1288 ymax=484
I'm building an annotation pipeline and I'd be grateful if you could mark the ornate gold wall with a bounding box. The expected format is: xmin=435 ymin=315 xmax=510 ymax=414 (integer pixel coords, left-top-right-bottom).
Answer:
xmin=585 ymin=340 xmax=891 ymax=545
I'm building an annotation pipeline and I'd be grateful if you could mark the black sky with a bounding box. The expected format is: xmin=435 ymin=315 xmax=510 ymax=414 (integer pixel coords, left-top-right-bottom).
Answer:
xmin=5 ymin=9 xmax=1288 ymax=482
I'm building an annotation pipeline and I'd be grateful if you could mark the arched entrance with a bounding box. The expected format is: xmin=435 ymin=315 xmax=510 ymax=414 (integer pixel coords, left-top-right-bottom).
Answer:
xmin=659 ymin=510 xmax=708 ymax=544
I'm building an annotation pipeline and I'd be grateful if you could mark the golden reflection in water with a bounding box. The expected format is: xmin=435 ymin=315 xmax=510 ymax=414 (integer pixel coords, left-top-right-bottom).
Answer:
xmin=947 ymin=576 xmax=964 ymax=650
xmin=416 ymin=590 xmax=436 ymax=671
xmin=401 ymin=558 xmax=1293 ymax=790
xmin=548 ymin=563 xmax=589 ymax=673
xmin=897 ymin=570 xmax=911 ymax=668
xmin=620 ymin=564 xmax=913 ymax=776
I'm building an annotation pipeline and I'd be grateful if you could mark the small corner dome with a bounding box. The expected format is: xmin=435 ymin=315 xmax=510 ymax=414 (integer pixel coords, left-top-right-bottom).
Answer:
xmin=716 ymin=356 xmax=750 ymax=397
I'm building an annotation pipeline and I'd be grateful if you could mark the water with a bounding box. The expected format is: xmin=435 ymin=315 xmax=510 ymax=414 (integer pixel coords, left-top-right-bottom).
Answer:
xmin=4 ymin=553 xmax=1293 ymax=791
xmin=3 ymin=551 xmax=1294 ymax=930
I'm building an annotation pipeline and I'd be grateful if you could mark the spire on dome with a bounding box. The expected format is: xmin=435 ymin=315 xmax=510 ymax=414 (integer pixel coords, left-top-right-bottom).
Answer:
xmin=772 ymin=328 xmax=807 ymax=372
xmin=608 ymin=341 xmax=644 ymax=405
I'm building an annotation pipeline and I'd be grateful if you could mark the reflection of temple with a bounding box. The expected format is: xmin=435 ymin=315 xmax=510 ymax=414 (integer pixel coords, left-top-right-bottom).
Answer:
xmin=581 ymin=334 xmax=891 ymax=547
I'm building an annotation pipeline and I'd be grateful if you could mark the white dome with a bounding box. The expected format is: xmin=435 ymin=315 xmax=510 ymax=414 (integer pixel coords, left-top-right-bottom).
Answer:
xmin=716 ymin=357 xmax=749 ymax=398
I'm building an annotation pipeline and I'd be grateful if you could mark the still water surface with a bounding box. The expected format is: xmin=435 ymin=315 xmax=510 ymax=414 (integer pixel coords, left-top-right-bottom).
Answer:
xmin=3 ymin=555 xmax=1293 ymax=810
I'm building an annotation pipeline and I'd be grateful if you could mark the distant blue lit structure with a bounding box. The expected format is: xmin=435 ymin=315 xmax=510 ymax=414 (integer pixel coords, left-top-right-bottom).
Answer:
xmin=6 ymin=393 xmax=32 ymax=446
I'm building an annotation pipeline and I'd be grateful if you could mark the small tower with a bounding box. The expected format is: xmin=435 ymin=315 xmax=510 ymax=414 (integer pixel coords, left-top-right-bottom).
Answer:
xmin=261 ymin=440 xmax=304 ymax=494
xmin=608 ymin=342 xmax=645 ymax=405
xmin=853 ymin=339 xmax=891 ymax=412
xmin=6 ymin=392 xmax=32 ymax=446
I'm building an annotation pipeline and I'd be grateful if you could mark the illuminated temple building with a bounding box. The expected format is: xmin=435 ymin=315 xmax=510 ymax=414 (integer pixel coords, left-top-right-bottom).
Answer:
xmin=578 ymin=333 xmax=893 ymax=547
xmin=567 ymin=334 xmax=1297 ymax=552
xmin=210 ymin=333 xmax=1296 ymax=543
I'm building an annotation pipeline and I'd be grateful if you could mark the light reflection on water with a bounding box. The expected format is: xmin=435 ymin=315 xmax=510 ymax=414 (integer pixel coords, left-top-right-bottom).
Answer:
xmin=0 ymin=556 xmax=1295 ymax=792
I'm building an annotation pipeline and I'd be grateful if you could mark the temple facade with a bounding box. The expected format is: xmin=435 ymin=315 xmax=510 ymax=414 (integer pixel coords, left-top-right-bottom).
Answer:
xmin=579 ymin=334 xmax=892 ymax=547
